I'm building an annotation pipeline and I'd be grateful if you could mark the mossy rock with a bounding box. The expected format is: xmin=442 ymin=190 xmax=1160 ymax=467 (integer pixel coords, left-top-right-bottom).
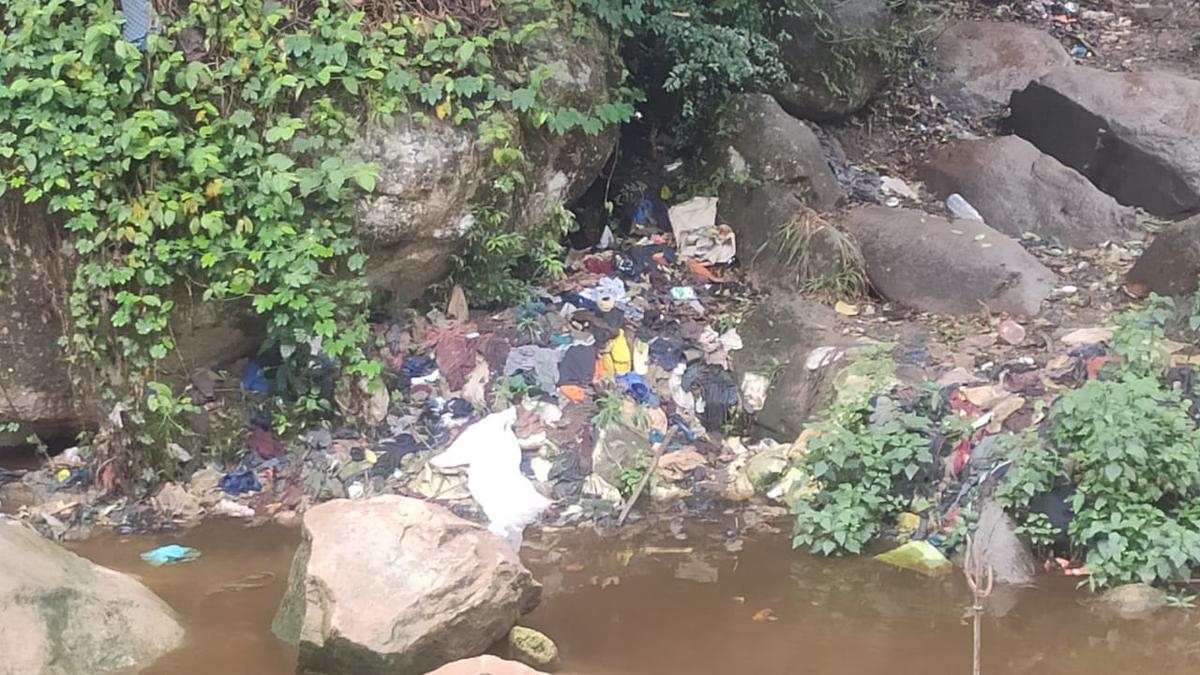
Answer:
xmin=507 ymin=626 xmax=560 ymax=671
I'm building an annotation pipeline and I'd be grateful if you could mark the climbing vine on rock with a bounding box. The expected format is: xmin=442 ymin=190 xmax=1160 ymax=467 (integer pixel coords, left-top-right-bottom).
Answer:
xmin=0 ymin=0 xmax=633 ymax=478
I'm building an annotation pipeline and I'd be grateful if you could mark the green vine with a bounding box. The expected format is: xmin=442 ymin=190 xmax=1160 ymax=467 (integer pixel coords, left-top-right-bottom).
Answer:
xmin=0 ymin=0 xmax=633 ymax=478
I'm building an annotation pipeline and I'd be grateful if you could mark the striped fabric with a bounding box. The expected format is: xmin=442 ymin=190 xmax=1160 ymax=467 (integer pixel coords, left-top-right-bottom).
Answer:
xmin=120 ymin=0 xmax=151 ymax=50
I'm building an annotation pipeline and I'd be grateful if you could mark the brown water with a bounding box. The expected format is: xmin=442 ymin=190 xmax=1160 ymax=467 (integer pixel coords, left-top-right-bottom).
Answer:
xmin=70 ymin=522 xmax=1200 ymax=675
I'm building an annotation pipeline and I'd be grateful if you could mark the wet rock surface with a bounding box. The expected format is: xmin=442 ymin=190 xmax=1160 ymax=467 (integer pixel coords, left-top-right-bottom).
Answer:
xmin=1094 ymin=583 xmax=1168 ymax=620
xmin=845 ymin=205 xmax=1057 ymax=316
xmin=1010 ymin=66 xmax=1200 ymax=219
xmin=919 ymin=135 xmax=1134 ymax=248
xmin=1125 ymin=214 xmax=1200 ymax=297
xmin=972 ymin=499 xmax=1037 ymax=586
xmin=927 ymin=20 xmax=1071 ymax=116
xmin=273 ymin=496 xmax=541 ymax=675
xmin=0 ymin=521 xmax=185 ymax=675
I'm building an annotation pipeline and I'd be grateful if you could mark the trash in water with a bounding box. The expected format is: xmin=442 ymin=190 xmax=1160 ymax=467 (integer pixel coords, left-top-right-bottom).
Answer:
xmin=141 ymin=544 xmax=202 ymax=567
xmin=946 ymin=193 xmax=984 ymax=222
xmin=874 ymin=540 xmax=951 ymax=577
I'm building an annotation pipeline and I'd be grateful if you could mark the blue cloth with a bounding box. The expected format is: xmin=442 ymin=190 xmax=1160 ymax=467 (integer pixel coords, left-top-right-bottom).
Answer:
xmin=219 ymin=468 xmax=261 ymax=495
xmin=558 ymin=292 xmax=598 ymax=312
xmin=241 ymin=358 xmax=270 ymax=394
xmin=615 ymin=373 xmax=659 ymax=406
xmin=120 ymin=0 xmax=151 ymax=51
xmin=141 ymin=544 xmax=201 ymax=567
xmin=400 ymin=356 xmax=436 ymax=378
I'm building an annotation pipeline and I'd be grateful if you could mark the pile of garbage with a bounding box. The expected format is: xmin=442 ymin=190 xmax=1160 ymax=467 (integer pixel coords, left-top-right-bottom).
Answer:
xmin=1 ymin=196 xmax=800 ymax=542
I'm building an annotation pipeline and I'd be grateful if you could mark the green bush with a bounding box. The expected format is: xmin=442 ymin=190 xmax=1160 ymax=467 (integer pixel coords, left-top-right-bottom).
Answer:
xmin=0 ymin=0 xmax=632 ymax=473
xmin=792 ymin=398 xmax=933 ymax=555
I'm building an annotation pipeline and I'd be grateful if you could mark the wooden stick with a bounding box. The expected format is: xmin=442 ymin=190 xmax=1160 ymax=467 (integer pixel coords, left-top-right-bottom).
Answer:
xmin=617 ymin=426 xmax=679 ymax=526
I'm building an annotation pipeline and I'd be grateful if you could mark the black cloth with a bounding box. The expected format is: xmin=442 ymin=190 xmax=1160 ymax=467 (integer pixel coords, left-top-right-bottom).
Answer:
xmin=558 ymin=345 xmax=598 ymax=386
xmin=649 ymin=337 xmax=685 ymax=371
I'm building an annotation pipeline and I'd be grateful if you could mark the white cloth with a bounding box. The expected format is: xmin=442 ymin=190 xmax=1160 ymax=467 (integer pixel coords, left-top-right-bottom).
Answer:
xmin=429 ymin=409 xmax=550 ymax=549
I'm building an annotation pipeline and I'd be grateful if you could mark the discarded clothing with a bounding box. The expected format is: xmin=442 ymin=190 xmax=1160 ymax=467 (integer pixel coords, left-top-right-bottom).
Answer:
xmin=218 ymin=468 xmax=262 ymax=495
xmin=371 ymin=434 xmax=423 ymax=478
xmin=436 ymin=334 xmax=476 ymax=391
xmin=601 ymin=329 xmax=633 ymax=377
xmin=624 ymin=244 xmax=677 ymax=276
xmin=430 ymin=409 xmax=551 ymax=549
xmin=548 ymin=449 xmax=589 ymax=501
xmin=400 ymin=356 xmax=437 ymax=378
xmin=559 ymin=384 xmax=587 ymax=403
xmin=249 ymin=427 xmax=285 ymax=460
xmin=504 ymin=346 xmax=563 ymax=394
xmin=650 ymin=337 xmax=685 ymax=371
xmin=558 ymin=345 xmax=598 ymax=386
xmin=616 ymin=372 xmax=660 ymax=406
xmin=698 ymin=365 xmax=738 ymax=432
xmin=241 ymin=358 xmax=270 ymax=394
xmin=141 ymin=544 xmax=201 ymax=567
xmin=558 ymin=291 xmax=598 ymax=312
xmin=475 ymin=334 xmax=512 ymax=372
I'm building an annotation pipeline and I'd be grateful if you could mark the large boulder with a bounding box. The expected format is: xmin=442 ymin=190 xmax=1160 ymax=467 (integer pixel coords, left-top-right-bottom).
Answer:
xmin=845 ymin=205 xmax=1057 ymax=316
xmin=715 ymin=94 xmax=842 ymax=277
xmin=272 ymin=496 xmax=541 ymax=675
xmin=1010 ymin=66 xmax=1200 ymax=218
xmin=971 ymin=500 xmax=1036 ymax=586
xmin=357 ymin=13 xmax=620 ymax=303
xmin=919 ymin=136 xmax=1135 ymax=248
xmin=732 ymin=294 xmax=853 ymax=440
xmin=773 ymin=0 xmax=893 ymax=121
xmin=927 ymin=20 xmax=1071 ymax=116
xmin=0 ymin=17 xmax=621 ymax=441
xmin=0 ymin=521 xmax=185 ymax=674
xmin=1125 ymin=214 xmax=1200 ymax=296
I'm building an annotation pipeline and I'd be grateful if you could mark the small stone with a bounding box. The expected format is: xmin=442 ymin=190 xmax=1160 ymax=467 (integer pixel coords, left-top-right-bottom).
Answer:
xmin=1094 ymin=583 xmax=1168 ymax=620
xmin=508 ymin=626 xmax=559 ymax=671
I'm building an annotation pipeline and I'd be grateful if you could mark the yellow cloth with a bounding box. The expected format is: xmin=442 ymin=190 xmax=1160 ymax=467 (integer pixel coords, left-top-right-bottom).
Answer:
xmin=601 ymin=329 xmax=632 ymax=377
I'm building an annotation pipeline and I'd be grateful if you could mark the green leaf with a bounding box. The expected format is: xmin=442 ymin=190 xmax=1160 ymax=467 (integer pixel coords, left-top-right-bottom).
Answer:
xmin=511 ymin=88 xmax=536 ymax=112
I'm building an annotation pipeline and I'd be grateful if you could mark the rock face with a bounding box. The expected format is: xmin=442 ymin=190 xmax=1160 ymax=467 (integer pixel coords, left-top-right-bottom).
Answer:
xmin=272 ymin=496 xmax=541 ymax=675
xmin=773 ymin=0 xmax=892 ymax=121
xmin=715 ymin=94 xmax=841 ymax=274
xmin=927 ymin=20 xmax=1071 ymax=116
xmin=1126 ymin=215 xmax=1200 ymax=296
xmin=357 ymin=14 xmax=620 ymax=303
xmin=972 ymin=500 xmax=1036 ymax=586
xmin=0 ymin=521 xmax=185 ymax=675
xmin=1010 ymin=66 xmax=1200 ymax=218
xmin=0 ymin=19 xmax=620 ymax=441
xmin=919 ymin=136 xmax=1134 ymax=247
xmin=845 ymin=206 xmax=1057 ymax=316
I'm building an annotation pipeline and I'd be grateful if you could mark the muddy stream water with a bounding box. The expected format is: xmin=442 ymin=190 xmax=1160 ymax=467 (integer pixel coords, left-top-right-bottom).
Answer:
xmin=65 ymin=519 xmax=1200 ymax=675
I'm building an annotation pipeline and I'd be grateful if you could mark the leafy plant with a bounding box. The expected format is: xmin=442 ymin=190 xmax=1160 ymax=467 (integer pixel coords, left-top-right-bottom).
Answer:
xmin=792 ymin=396 xmax=933 ymax=555
xmin=450 ymin=203 xmax=578 ymax=307
xmin=1015 ymin=512 xmax=1059 ymax=552
xmin=491 ymin=374 xmax=530 ymax=410
xmin=619 ymin=450 xmax=648 ymax=497
xmin=0 ymin=0 xmax=632 ymax=479
xmin=592 ymin=390 xmax=625 ymax=429
xmin=1109 ymin=294 xmax=1176 ymax=377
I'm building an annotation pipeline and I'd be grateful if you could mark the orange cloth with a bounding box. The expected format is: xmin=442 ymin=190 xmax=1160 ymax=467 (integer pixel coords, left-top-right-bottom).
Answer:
xmin=559 ymin=385 xmax=586 ymax=403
